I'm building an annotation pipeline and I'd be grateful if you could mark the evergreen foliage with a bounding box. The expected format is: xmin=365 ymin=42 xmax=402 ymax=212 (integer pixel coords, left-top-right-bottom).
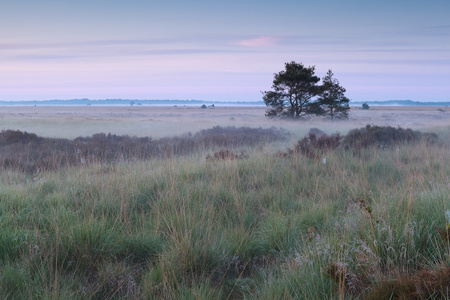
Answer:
xmin=263 ymin=62 xmax=350 ymax=119
xmin=317 ymin=70 xmax=350 ymax=119
xmin=263 ymin=61 xmax=320 ymax=118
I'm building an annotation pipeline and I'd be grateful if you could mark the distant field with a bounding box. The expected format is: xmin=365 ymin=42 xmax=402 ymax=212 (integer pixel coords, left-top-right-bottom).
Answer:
xmin=0 ymin=105 xmax=448 ymax=139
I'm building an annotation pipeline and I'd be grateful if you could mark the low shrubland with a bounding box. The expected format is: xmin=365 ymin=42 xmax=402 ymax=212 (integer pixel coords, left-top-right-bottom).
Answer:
xmin=341 ymin=124 xmax=439 ymax=151
xmin=0 ymin=125 xmax=448 ymax=299
xmin=0 ymin=126 xmax=289 ymax=173
xmin=282 ymin=125 xmax=438 ymax=160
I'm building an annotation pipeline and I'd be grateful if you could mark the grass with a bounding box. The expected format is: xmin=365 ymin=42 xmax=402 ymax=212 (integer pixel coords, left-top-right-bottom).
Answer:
xmin=0 ymin=125 xmax=448 ymax=299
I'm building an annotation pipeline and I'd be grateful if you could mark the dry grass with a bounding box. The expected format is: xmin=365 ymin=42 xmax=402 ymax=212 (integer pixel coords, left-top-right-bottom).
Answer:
xmin=0 ymin=106 xmax=448 ymax=299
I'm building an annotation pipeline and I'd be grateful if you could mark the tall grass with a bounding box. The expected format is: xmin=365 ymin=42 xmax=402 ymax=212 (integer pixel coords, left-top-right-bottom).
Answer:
xmin=0 ymin=126 xmax=448 ymax=299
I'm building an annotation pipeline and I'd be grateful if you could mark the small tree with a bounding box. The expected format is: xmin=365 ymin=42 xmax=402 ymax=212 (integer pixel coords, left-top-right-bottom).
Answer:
xmin=317 ymin=70 xmax=350 ymax=120
xmin=263 ymin=61 xmax=320 ymax=118
xmin=362 ymin=102 xmax=370 ymax=110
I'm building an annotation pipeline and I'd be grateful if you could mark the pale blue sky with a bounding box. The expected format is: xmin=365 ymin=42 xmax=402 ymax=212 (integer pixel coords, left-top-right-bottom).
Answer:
xmin=1 ymin=0 xmax=449 ymax=101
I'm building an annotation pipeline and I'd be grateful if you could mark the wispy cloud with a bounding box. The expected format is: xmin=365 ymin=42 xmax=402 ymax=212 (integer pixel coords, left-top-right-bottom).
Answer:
xmin=237 ymin=36 xmax=281 ymax=47
xmin=0 ymin=37 xmax=238 ymax=62
xmin=0 ymin=38 xmax=182 ymax=51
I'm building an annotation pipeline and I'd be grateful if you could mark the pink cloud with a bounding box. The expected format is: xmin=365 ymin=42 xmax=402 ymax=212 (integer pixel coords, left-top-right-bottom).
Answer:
xmin=238 ymin=36 xmax=281 ymax=47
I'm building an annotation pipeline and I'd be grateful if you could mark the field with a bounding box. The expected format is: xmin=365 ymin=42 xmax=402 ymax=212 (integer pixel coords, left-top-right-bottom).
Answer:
xmin=0 ymin=105 xmax=449 ymax=299
xmin=1 ymin=105 xmax=449 ymax=138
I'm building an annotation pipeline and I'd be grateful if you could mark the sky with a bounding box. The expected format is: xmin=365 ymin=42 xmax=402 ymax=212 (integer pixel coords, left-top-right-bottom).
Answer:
xmin=1 ymin=0 xmax=449 ymax=102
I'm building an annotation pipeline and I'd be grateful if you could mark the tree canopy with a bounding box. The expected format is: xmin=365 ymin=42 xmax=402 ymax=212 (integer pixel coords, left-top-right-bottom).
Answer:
xmin=263 ymin=62 xmax=320 ymax=118
xmin=317 ymin=70 xmax=350 ymax=120
xmin=263 ymin=62 xmax=350 ymax=119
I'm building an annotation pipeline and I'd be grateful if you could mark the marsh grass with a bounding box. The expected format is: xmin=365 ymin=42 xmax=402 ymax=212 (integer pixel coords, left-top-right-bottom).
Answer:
xmin=0 ymin=126 xmax=448 ymax=298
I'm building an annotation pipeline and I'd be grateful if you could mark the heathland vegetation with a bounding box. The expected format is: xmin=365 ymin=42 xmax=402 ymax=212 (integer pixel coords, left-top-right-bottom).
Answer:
xmin=0 ymin=124 xmax=449 ymax=299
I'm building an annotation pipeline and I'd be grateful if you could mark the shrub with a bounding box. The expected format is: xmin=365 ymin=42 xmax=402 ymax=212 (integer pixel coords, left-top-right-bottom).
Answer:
xmin=0 ymin=130 xmax=41 ymax=146
xmin=342 ymin=125 xmax=438 ymax=151
xmin=308 ymin=127 xmax=326 ymax=137
xmin=362 ymin=103 xmax=370 ymax=110
xmin=292 ymin=133 xmax=341 ymax=158
xmin=0 ymin=126 xmax=289 ymax=172
xmin=279 ymin=125 xmax=438 ymax=159
xmin=206 ymin=150 xmax=248 ymax=161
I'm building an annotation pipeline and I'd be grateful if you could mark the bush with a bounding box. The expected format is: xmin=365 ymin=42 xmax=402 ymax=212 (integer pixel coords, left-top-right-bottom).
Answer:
xmin=295 ymin=133 xmax=341 ymax=158
xmin=0 ymin=127 xmax=289 ymax=172
xmin=0 ymin=130 xmax=41 ymax=146
xmin=342 ymin=125 xmax=438 ymax=151
xmin=308 ymin=128 xmax=326 ymax=137
xmin=362 ymin=103 xmax=370 ymax=110
xmin=206 ymin=150 xmax=248 ymax=161
xmin=280 ymin=125 xmax=438 ymax=158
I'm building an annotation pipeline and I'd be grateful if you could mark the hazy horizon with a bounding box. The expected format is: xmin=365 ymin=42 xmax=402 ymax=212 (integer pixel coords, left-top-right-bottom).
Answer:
xmin=1 ymin=0 xmax=449 ymax=102
xmin=1 ymin=99 xmax=450 ymax=107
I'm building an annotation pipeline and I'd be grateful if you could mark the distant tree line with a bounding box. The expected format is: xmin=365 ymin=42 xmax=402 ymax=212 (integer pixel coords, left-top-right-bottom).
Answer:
xmin=263 ymin=61 xmax=350 ymax=120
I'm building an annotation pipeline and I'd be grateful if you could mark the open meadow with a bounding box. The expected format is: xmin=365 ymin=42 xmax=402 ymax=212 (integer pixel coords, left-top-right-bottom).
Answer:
xmin=0 ymin=105 xmax=449 ymax=299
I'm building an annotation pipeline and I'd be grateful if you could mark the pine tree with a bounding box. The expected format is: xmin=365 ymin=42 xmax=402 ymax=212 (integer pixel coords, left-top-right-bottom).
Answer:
xmin=317 ymin=70 xmax=350 ymax=120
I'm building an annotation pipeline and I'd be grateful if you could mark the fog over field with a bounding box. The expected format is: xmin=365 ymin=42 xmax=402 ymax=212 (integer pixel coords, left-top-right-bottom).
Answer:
xmin=0 ymin=105 xmax=448 ymax=139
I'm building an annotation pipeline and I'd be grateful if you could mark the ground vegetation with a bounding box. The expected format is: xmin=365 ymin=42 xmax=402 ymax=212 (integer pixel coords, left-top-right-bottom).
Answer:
xmin=0 ymin=126 xmax=288 ymax=173
xmin=0 ymin=124 xmax=448 ymax=299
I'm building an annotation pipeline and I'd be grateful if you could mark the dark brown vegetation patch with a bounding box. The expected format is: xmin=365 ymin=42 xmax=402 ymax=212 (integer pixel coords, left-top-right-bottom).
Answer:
xmin=206 ymin=150 xmax=248 ymax=161
xmin=342 ymin=125 xmax=438 ymax=151
xmin=295 ymin=132 xmax=342 ymax=158
xmin=365 ymin=265 xmax=450 ymax=300
xmin=326 ymin=262 xmax=450 ymax=299
xmin=0 ymin=126 xmax=289 ymax=173
xmin=280 ymin=125 xmax=438 ymax=159
xmin=0 ymin=129 xmax=42 ymax=145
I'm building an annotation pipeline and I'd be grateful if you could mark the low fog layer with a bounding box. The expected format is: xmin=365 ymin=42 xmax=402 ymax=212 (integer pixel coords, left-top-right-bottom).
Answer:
xmin=0 ymin=106 xmax=448 ymax=139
